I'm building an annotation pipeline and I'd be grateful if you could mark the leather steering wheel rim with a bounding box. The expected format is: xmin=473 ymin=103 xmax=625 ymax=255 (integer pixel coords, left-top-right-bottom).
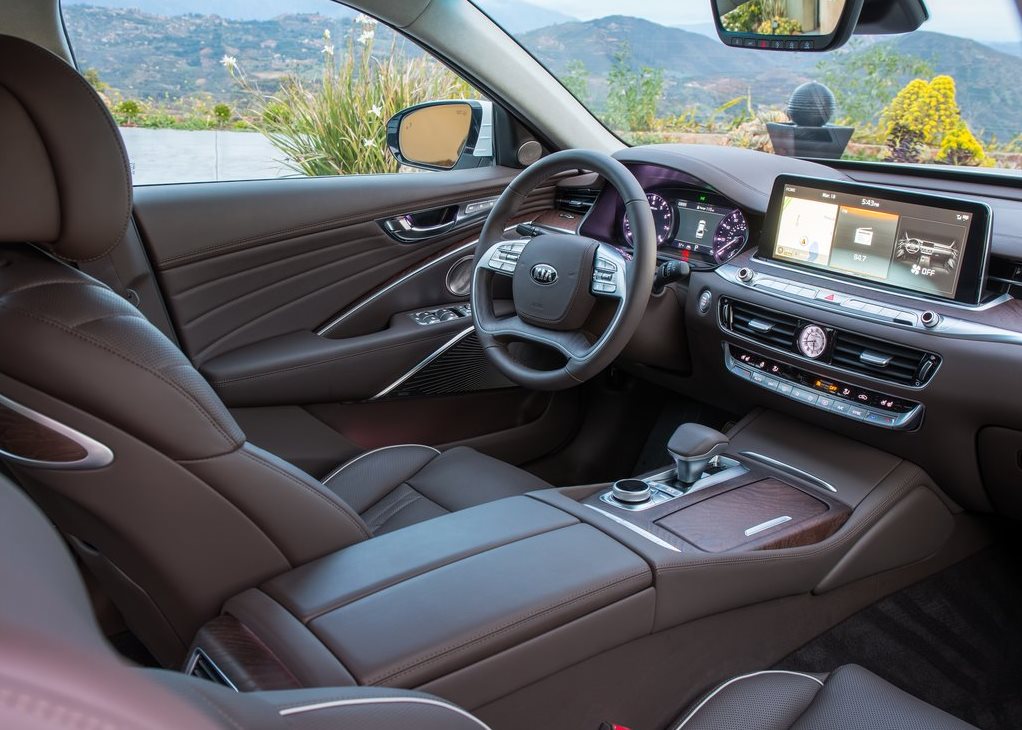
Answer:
xmin=471 ymin=149 xmax=657 ymax=390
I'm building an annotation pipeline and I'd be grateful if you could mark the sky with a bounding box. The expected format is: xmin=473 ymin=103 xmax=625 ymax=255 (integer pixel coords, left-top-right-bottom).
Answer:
xmin=521 ymin=0 xmax=1022 ymax=42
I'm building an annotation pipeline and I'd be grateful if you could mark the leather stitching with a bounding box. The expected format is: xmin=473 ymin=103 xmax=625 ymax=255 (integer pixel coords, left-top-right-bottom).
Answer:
xmin=239 ymin=448 xmax=371 ymax=541
xmin=154 ymin=183 xmax=557 ymax=269
xmin=208 ymin=332 xmax=453 ymax=386
xmin=1 ymin=304 xmax=239 ymax=450
xmin=180 ymin=238 xmax=399 ymax=329
xmin=367 ymin=569 xmax=651 ymax=685
xmin=365 ymin=489 xmax=432 ymax=533
xmin=323 ymin=444 xmax=439 ymax=486
xmin=12 ymin=39 xmax=132 ymax=263
xmin=672 ymin=670 xmax=824 ymax=729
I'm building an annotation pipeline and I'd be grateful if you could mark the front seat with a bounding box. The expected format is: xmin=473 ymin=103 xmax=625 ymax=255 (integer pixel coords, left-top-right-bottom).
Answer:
xmin=0 ymin=34 xmax=548 ymax=665
xmin=0 ymin=473 xmax=979 ymax=730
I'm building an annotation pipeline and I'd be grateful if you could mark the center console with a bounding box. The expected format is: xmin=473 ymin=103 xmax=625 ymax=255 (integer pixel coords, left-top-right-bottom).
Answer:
xmin=585 ymin=423 xmax=851 ymax=554
xmin=183 ymin=411 xmax=958 ymax=713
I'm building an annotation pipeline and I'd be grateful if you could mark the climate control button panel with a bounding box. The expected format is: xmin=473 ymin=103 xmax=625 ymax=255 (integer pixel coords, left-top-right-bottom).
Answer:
xmin=725 ymin=344 xmax=922 ymax=430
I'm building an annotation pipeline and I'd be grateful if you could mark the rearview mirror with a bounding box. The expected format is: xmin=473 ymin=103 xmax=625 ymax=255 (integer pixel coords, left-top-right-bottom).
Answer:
xmin=386 ymin=100 xmax=493 ymax=171
xmin=712 ymin=0 xmax=865 ymax=52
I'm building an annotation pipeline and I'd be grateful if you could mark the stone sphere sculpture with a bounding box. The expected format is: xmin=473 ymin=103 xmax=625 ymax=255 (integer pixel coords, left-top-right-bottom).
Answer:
xmin=787 ymin=81 xmax=837 ymax=127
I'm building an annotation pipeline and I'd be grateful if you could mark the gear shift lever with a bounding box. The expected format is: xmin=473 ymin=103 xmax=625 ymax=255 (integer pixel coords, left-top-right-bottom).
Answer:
xmin=667 ymin=424 xmax=730 ymax=485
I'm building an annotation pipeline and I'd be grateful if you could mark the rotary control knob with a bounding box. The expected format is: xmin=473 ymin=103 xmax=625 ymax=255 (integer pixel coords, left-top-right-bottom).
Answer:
xmin=611 ymin=479 xmax=652 ymax=504
xmin=737 ymin=267 xmax=755 ymax=283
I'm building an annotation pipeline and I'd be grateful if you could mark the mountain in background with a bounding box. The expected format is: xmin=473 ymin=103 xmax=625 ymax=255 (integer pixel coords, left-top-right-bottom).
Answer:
xmin=474 ymin=0 xmax=575 ymax=33
xmin=61 ymin=0 xmax=576 ymax=32
xmin=62 ymin=5 xmax=1022 ymax=141
xmin=980 ymin=41 xmax=1021 ymax=58
xmin=61 ymin=0 xmax=355 ymax=19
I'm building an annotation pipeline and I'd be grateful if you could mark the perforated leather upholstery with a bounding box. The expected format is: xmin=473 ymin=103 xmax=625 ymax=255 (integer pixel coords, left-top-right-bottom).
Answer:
xmin=673 ymin=666 xmax=979 ymax=729
xmin=323 ymin=445 xmax=551 ymax=534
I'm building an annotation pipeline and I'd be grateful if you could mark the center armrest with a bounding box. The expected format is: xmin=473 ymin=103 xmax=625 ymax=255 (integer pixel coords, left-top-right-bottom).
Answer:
xmin=263 ymin=496 xmax=577 ymax=619
xmin=214 ymin=496 xmax=654 ymax=706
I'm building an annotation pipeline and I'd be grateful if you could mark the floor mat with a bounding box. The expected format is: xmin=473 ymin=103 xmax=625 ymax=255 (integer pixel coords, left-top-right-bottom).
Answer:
xmin=775 ymin=541 xmax=1022 ymax=730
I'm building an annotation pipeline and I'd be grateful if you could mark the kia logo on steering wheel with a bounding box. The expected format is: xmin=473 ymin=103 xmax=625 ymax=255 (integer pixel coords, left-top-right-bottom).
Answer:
xmin=530 ymin=264 xmax=558 ymax=285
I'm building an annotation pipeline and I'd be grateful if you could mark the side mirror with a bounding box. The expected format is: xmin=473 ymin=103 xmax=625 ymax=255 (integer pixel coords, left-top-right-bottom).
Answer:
xmin=386 ymin=100 xmax=494 ymax=171
xmin=712 ymin=0 xmax=865 ymax=52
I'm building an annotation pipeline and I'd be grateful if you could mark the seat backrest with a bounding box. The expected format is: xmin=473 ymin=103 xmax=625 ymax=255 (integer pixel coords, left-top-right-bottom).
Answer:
xmin=0 ymin=34 xmax=370 ymax=665
xmin=0 ymin=474 xmax=487 ymax=730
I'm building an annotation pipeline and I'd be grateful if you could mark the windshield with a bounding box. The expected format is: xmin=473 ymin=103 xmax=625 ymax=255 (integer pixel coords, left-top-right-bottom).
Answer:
xmin=474 ymin=0 xmax=1022 ymax=171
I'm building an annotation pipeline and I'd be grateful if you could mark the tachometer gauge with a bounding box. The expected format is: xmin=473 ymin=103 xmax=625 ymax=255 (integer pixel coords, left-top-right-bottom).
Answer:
xmin=623 ymin=193 xmax=675 ymax=245
xmin=712 ymin=209 xmax=749 ymax=264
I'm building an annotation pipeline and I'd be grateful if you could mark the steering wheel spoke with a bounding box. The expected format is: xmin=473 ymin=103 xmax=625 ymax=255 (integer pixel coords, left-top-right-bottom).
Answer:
xmin=480 ymin=314 xmax=594 ymax=362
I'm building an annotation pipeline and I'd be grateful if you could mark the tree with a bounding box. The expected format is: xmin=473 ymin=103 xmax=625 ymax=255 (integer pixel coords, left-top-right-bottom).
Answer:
xmin=816 ymin=41 xmax=933 ymax=128
xmin=561 ymin=60 xmax=590 ymax=105
xmin=606 ymin=44 xmax=664 ymax=134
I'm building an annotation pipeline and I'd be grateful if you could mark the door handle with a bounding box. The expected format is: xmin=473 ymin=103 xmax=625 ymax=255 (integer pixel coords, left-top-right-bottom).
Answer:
xmin=379 ymin=198 xmax=498 ymax=243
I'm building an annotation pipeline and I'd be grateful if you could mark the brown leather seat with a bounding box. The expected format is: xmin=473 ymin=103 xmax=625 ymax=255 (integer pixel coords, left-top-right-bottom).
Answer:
xmin=0 ymin=472 xmax=494 ymax=730
xmin=0 ymin=33 xmax=547 ymax=665
xmin=0 ymin=472 xmax=978 ymax=730
xmin=670 ymin=666 xmax=978 ymax=729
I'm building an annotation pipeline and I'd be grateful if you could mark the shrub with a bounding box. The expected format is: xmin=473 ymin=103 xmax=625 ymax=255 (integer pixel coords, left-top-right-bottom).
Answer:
xmin=226 ymin=17 xmax=477 ymax=176
xmin=938 ymin=123 xmax=989 ymax=166
xmin=882 ymin=75 xmax=985 ymax=165
xmin=606 ymin=44 xmax=665 ymax=136
xmin=114 ymin=99 xmax=143 ymax=125
xmin=213 ymin=103 xmax=232 ymax=127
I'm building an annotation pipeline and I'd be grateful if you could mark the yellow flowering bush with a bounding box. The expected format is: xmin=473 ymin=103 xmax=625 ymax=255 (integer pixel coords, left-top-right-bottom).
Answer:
xmin=938 ymin=123 xmax=989 ymax=166
xmin=883 ymin=75 xmax=985 ymax=165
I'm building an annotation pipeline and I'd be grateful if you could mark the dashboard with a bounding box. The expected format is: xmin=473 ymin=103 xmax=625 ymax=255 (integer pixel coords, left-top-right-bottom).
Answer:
xmin=560 ymin=146 xmax=1022 ymax=518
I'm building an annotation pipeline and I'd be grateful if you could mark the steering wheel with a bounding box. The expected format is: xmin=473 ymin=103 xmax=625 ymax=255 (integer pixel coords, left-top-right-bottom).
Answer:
xmin=471 ymin=150 xmax=657 ymax=390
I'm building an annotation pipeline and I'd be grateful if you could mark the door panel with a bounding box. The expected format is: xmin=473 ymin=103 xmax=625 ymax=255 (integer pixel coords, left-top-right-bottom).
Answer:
xmin=134 ymin=167 xmax=552 ymax=364
xmin=130 ymin=165 xmax=579 ymax=470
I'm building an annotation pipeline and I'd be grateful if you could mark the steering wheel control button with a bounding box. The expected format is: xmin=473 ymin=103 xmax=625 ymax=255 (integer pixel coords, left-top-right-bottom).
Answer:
xmin=725 ymin=345 xmax=922 ymax=430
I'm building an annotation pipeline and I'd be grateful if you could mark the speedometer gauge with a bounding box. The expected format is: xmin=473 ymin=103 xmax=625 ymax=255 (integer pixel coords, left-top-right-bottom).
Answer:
xmin=712 ymin=209 xmax=749 ymax=264
xmin=623 ymin=193 xmax=675 ymax=245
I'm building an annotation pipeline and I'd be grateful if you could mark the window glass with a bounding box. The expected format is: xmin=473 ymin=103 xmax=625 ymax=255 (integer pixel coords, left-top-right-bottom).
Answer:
xmin=62 ymin=1 xmax=478 ymax=184
xmin=474 ymin=0 xmax=1022 ymax=173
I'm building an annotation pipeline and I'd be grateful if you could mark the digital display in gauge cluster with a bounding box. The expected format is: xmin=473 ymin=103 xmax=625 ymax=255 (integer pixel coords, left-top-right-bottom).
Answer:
xmin=622 ymin=192 xmax=750 ymax=265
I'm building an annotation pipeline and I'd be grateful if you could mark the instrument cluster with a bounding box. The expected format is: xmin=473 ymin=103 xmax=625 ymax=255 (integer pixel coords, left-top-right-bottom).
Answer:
xmin=621 ymin=189 xmax=750 ymax=267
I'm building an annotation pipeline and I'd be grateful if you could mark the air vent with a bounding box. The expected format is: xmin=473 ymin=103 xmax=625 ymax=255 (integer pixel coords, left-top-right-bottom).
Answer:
xmin=722 ymin=299 xmax=799 ymax=350
xmin=831 ymin=331 xmax=938 ymax=386
xmin=986 ymin=256 xmax=1022 ymax=296
xmin=186 ymin=649 xmax=238 ymax=691
xmin=720 ymin=297 xmax=941 ymax=387
xmin=555 ymin=187 xmax=601 ymax=214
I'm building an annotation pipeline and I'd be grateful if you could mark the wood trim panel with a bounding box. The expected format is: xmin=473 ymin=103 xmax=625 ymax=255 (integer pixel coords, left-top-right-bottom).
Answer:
xmin=0 ymin=401 xmax=87 ymax=463
xmin=656 ymin=479 xmax=850 ymax=553
xmin=187 ymin=615 xmax=301 ymax=692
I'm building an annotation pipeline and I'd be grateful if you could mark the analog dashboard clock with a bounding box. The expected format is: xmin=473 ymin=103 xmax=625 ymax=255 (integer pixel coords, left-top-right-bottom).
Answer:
xmin=797 ymin=324 xmax=828 ymax=359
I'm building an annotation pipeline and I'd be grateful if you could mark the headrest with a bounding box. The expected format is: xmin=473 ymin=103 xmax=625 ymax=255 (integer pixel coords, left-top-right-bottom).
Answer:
xmin=0 ymin=35 xmax=132 ymax=262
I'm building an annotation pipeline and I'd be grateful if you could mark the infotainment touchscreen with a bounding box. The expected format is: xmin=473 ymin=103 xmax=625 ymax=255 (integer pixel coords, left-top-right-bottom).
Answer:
xmin=759 ymin=176 xmax=991 ymax=304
